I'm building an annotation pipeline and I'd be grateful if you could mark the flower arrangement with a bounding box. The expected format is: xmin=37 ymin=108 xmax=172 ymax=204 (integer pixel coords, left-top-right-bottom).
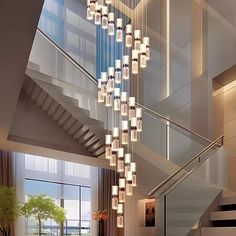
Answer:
xmin=93 ymin=210 xmax=108 ymax=221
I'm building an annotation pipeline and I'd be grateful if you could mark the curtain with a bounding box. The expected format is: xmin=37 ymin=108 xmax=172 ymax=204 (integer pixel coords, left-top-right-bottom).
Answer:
xmin=98 ymin=168 xmax=117 ymax=236
xmin=0 ymin=150 xmax=15 ymax=187
xmin=0 ymin=150 xmax=15 ymax=236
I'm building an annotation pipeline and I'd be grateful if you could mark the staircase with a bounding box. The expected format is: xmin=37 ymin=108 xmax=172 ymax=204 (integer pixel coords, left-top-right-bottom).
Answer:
xmin=202 ymin=191 xmax=236 ymax=236
xmin=22 ymin=63 xmax=106 ymax=157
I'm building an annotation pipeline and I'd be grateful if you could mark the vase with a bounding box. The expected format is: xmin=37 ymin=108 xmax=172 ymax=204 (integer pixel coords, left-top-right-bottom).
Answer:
xmin=98 ymin=220 xmax=104 ymax=236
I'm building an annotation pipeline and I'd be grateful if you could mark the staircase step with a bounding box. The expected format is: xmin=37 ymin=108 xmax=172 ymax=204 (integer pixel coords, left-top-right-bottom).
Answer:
xmin=220 ymin=196 xmax=236 ymax=206
xmin=47 ymin=101 xmax=60 ymax=117
xmin=211 ymin=210 xmax=236 ymax=221
xmin=42 ymin=96 xmax=53 ymax=111
xmin=31 ymin=84 xmax=41 ymax=101
xmin=36 ymin=90 xmax=47 ymax=106
xmin=202 ymin=227 xmax=236 ymax=236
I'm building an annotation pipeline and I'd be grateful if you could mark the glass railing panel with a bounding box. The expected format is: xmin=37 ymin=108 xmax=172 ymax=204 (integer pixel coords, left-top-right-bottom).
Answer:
xmin=164 ymin=146 xmax=226 ymax=236
xmin=29 ymin=30 xmax=106 ymax=125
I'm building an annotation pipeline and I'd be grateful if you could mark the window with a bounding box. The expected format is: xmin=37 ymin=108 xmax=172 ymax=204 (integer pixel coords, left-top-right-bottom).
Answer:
xmin=25 ymin=179 xmax=91 ymax=236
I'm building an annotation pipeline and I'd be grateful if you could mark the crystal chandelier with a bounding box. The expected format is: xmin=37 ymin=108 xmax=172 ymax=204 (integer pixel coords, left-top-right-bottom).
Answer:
xmin=86 ymin=0 xmax=150 ymax=228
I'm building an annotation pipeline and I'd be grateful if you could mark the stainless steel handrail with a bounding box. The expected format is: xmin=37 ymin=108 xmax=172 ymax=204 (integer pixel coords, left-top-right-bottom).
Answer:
xmin=148 ymin=135 xmax=224 ymax=197
xmin=36 ymin=27 xmax=213 ymax=146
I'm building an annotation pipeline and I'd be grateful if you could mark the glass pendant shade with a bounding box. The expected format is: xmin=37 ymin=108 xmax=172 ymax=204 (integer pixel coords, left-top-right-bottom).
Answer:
xmin=119 ymin=178 xmax=126 ymax=203
xmin=125 ymin=24 xmax=132 ymax=48
xmin=112 ymin=186 xmax=119 ymax=210
xmin=110 ymin=151 xmax=117 ymax=166
xmin=134 ymin=30 xmax=141 ymax=51
xmin=131 ymin=162 xmax=137 ymax=186
xmin=101 ymin=72 xmax=107 ymax=96
xmin=105 ymin=92 xmax=112 ymax=107
xmin=129 ymin=97 xmax=136 ymax=120
xmin=112 ymin=127 xmax=120 ymax=151
xmin=105 ymin=134 xmax=112 ymax=159
xmin=131 ymin=117 xmax=138 ymax=142
xmin=132 ymin=50 xmax=139 ymax=74
xmin=143 ymin=37 xmax=150 ymax=60
xmin=106 ymin=0 xmax=111 ymax=3
xmin=115 ymin=60 xmax=121 ymax=84
xmin=140 ymin=44 xmax=147 ymax=68
xmin=121 ymin=92 xmax=128 ymax=116
xmin=117 ymin=204 xmax=124 ymax=228
xmin=116 ymin=18 xmax=123 ymax=42
xmin=89 ymin=0 xmax=96 ymax=15
xmin=107 ymin=67 xmax=115 ymax=92
xmin=87 ymin=0 xmax=93 ymax=20
xmin=97 ymin=79 xmax=104 ymax=103
xmin=108 ymin=12 xmax=115 ymax=36
xmin=94 ymin=3 xmax=101 ymax=25
xmin=126 ymin=171 xmax=133 ymax=196
xmin=125 ymin=154 xmax=131 ymax=178
xmin=97 ymin=0 xmax=104 ymax=8
xmin=121 ymin=120 xmax=129 ymax=145
xmin=136 ymin=107 xmax=142 ymax=132
xmin=122 ymin=55 xmax=129 ymax=80
xmin=114 ymin=88 xmax=121 ymax=111
xmin=117 ymin=148 xmax=124 ymax=173
xmin=102 ymin=6 xmax=108 ymax=29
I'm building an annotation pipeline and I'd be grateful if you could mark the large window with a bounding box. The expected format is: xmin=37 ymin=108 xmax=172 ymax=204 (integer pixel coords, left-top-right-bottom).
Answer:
xmin=23 ymin=154 xmax=94 ymax=236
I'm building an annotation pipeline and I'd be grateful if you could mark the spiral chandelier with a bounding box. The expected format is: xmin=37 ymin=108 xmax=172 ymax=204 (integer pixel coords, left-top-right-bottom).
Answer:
xmin=86 ymin=0 xmax=150 ymax=228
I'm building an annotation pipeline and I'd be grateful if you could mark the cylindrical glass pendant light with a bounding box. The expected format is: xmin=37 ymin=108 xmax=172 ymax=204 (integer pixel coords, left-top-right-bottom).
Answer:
xmin=143 ymin=37 xmax=150 ymax=60
xmin=126 ymin=171 xmax=133 ymax=196
xmin=134 ymin=30 xmax=141 ymax=51
xmin=87 ymin=0 xmax=93 ymax=20
xmin=101 ymin=72 xmax=107 ymax=96
xmin=102 ymin=6 xmax=108 ymax=29
xmin=97 ymin=0 xmax=104 ymax=8
xmin=107 ymin=67 xmax=115 ymax=92
xmin=105 ymin=134 xmax=112 ymax=159
xmin=119 ymin=178 xmax=126 ymax=203
xmin=105 ymin=91 xmax=112 ymax=107
xmin=132 ymin=50 xmax=139 ymax=74
xmin=110 ymin=151 xmax=117 ymax=166
xmin=121 ymin=120 xmax=128 ymax=145
xmin=136 ymin=107 xmax=142 ymax=132
xmin=140 ymin=44 xmax=147 ymax=68
xmin=112 ymin=185 xmax=119 ymax=210
xmin=129 ymin=97 xmax=136 ymax=120
xmin=124 ymin=153 xmax=131 ymax=178
xmin=97 ymin=79 xmax=104 ymax=103
xmin=115 ymin=60 xmax=121 ymax=84
xmin=94 ymin=2 xmax=101 ymax=25
xmin=106 ymin=0 xmax=111 ymax=4
xmin=117 ymin=203 xmax=124 ymax=228
xmin=108 ymin=12 xmax=115 ymax=36
xmin=116 ymin=18 xmax=123 ymax=42
xmin=114 ymin=88 xmax=121 ymax=111
xmin=117 ymin=148 xmax=124 ymax=173
xmin=131 ymin=117 xmax=138 ymax=142
xmin=112 ymin=127 xmax=119 ymax=151
xmin=122 ymin=55 xmax=129 ymax=80
xmin=131 ymin=162 xmax=137 ymax=187
xmin=125 ymin=24 xmax=132 ymax=48
xmin=121 ymin=92 xmax=128 ymax=116
xmin=89 ymin=0 xmax=96 ymax=15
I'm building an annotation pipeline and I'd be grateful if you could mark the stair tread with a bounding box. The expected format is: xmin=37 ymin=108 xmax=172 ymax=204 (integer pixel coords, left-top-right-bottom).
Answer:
xmin=220 ymin=196 xmax=236 ymax=206
xmin=211 ymin=210 xmax=236 ymax=221
xmin=202 ymin=227 xmax=236 ymax=236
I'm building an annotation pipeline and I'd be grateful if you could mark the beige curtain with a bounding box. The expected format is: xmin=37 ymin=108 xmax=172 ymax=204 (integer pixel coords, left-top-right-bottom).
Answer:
xmin=98 ymin=168 xmax=117 ymax=236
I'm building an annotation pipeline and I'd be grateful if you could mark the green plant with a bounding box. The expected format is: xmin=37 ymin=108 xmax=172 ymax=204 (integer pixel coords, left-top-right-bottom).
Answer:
xmin=21 ymin=194 xmax=66 ymax=236
xmin=0 ymin=186 xmax=20 ymax=236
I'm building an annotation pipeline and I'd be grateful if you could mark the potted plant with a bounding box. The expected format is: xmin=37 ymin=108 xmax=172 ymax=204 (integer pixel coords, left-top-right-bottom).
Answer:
xmin=21 ymin=194 xmax=66 ymax=236
xmin=93 ymin=210 xmax=108 ymax=236
xmin=0 ymin=186 xmax=20 ymax=236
